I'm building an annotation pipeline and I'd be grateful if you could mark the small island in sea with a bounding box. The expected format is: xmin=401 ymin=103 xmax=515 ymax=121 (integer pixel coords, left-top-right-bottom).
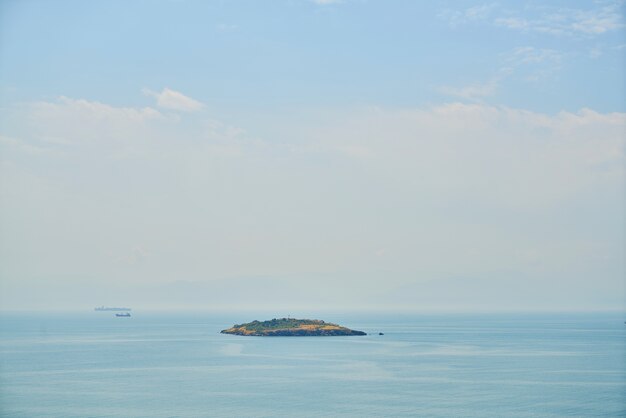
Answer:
xmin=221 ymin=318 xmax=366 ymax=336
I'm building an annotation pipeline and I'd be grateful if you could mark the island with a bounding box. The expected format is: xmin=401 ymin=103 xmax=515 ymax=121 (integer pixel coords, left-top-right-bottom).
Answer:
xmin=220 ymin=318 xmax=367 ymax=336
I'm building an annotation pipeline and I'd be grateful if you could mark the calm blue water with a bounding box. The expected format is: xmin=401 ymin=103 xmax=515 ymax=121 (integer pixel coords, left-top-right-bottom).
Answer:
xmin=0 ymin=311 xmax=624 ymax=417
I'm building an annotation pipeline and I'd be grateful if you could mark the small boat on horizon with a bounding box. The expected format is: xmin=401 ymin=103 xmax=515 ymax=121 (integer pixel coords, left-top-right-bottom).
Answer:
xmin=95 ymin=306 xmax=131 ymax=312
xmin=115 ymin=313 xmax=131 ymax=317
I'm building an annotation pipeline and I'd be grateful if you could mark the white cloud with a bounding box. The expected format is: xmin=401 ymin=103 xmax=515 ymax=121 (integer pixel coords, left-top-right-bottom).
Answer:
xmin=444 ymin=45 xmax=564 ymax=100
xmin=143 ymin=87 xmax=204 ymax=112
xmin=464 ymin=3 xmax=495 ymax=20
xmin=301 ymin=103 xmax=625 ymax=210
xmin=569 ymin=5 xmax=625 ymax=34
xmin=440 ymin=80 xmax=498 ymax=101
xmin=9 ymin=97 xmax=623 ymax=207
xmin=494 ymin=17 xmax=530 ymax=30
xmin=37 ymin=96 xmax=163 ymax=122
xmin=310 ymin=0 xmax=341 ymax=5
xmin=503 ymin=46 xmax=564 ymax=81
xmin=22 ymin=96 xmax=167 ymax=153
xmin=1 ymin=97 xmax=623 ymax=310
xmin=2 ymin=95 xmax=246 ymax=163
xmin=443 ymin=1 xmax=624 ymax=36
xmin=29 ymin=96 xmax=165 ymax=142
xmin=440 ymin=3 xmax=497 ymax=27
xmin=494 ymin=2 xmax=625 ymax=36
xmin=0 ymin=134 xmax=58 ymax=155
xmin=507 ymin=47 xmax=563 ymax=65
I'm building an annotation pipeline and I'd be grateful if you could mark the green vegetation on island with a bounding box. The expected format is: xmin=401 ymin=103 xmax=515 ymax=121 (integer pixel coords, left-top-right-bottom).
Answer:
xmin=220 ymin=318 xmax=367 ymax=336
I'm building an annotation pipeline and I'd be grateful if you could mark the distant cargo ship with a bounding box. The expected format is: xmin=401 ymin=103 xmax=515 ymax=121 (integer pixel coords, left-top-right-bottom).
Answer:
xmin=115 ymin=313 xmax=131 ymax=317
xmin=94 ymin=306 xmax=131 ymax=311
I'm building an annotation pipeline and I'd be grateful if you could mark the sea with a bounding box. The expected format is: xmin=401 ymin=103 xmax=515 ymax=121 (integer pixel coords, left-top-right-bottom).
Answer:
xmin=0 ymin=311 xmax=624 ymax=417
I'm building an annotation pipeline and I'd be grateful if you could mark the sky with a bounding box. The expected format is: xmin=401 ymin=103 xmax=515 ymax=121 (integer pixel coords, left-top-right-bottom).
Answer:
xmin=0 ymin=0 xmax=624 ymax=311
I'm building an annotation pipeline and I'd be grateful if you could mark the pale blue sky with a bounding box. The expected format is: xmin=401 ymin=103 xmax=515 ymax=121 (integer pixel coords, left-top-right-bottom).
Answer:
xmin=2 ymin=0 xmax=624 ymax=112
xmin=0 ymin=1 xmax=624 ymax=311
